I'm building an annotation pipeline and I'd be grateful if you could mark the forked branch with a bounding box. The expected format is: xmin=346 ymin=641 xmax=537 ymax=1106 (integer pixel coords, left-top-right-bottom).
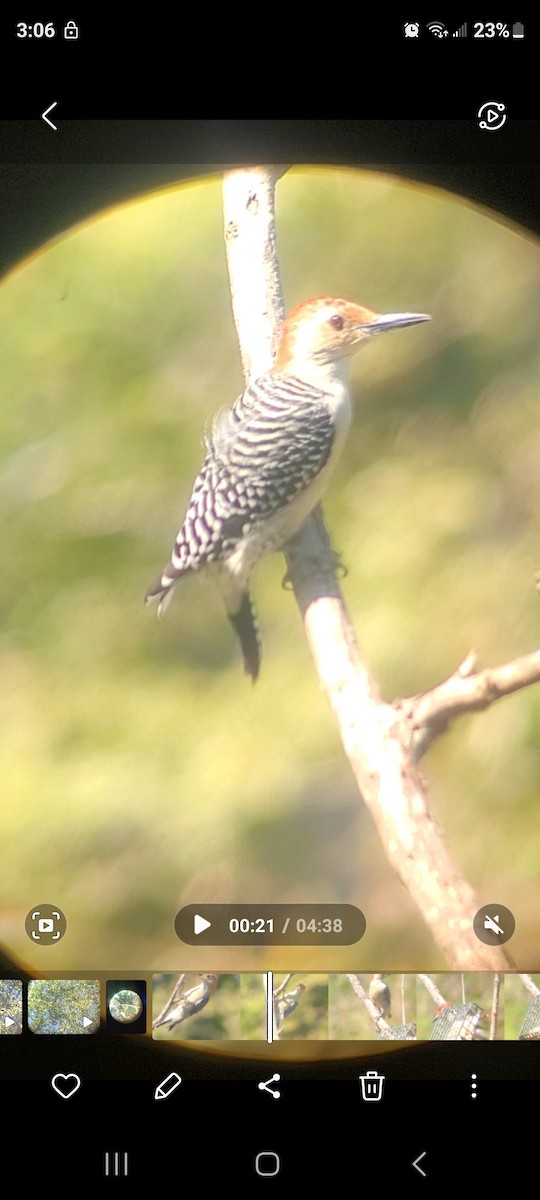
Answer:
xmin=222 ymin=167 xmax=539 ymax=971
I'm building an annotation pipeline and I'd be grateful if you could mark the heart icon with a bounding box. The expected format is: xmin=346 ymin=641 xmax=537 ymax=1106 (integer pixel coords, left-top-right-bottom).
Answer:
xmin=51 ymin=1072 xmax=81 ymax=1099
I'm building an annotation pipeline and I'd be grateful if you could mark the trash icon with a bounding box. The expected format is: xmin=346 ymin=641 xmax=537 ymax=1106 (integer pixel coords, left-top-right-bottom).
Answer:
xmin=359 ymin=1070 xmax=385 ymax=1102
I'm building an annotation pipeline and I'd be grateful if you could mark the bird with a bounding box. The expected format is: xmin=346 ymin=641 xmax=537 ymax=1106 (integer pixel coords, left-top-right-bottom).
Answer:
xmin=153 ymin=972 xmax=218 ymax=1031
xmin=145 ymin=297 xmax=430 ymax=679
xmin=275 ymin=982 xmax=305 ymax=1025
xmin=369 ymin=973 xmax=392 ymax=1022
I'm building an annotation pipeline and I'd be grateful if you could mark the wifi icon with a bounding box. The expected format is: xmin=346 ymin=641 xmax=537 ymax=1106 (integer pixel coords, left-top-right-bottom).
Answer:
xmin=427 ymin=21 xmax=448 ymax=37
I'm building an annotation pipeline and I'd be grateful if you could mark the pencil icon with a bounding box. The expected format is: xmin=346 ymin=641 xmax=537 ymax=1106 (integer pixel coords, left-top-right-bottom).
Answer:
xmin=154 ymin=1071 xmax=182 ymax=1100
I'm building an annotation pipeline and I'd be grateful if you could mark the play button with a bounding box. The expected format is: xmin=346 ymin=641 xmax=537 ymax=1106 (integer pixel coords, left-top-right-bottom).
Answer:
xmin=194 ymin=914 xmax=212 ymax=935
xmin=1 ymin=1013 xmax=21 ymax=1034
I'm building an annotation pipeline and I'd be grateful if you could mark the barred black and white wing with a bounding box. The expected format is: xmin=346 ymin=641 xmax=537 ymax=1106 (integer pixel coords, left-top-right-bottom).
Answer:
xmin=145 ymin=373 xmax=337 ymax=679
xmin=146 ymin=375 xmax=334 ymax=590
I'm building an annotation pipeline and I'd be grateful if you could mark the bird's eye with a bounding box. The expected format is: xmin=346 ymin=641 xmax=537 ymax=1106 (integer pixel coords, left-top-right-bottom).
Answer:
xmin=328 ymin=314 xmax=344 ymax=330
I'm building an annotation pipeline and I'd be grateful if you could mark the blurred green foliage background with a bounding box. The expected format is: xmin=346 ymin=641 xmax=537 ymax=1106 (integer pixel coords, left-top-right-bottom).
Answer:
xmin=1 ymin=168 xmax=539 ymax=975
xmin=505 ymin=973 xmax=540 ymax=1038
xmin=27 ymin=978 xmax=100 ymax=1034
xmin=0 ymin=979 xmax=22 ymax=1034
xmin=273 ymin=974 xmax=328 ymax=1040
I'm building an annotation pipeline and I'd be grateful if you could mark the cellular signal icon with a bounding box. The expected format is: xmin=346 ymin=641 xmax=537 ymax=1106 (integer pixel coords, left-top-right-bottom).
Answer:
xmin=453 ymin=22 xmax=468 ymax=37
xmin=427 ymin=21 xmax=448 ymax=37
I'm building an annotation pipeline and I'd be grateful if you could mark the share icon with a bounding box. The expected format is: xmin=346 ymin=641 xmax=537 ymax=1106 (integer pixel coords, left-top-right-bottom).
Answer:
xmin=258 ymin=1072 xmax=281 ymax=1099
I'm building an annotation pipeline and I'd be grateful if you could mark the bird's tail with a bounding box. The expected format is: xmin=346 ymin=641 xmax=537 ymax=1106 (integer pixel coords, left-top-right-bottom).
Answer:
xmin=147 ymin=566 xmax=262 ymax=680
xmin=228 ymin=591 xmax=262 ymax=682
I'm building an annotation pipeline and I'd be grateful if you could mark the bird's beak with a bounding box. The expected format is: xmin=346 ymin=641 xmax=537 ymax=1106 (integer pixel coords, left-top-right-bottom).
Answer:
xmin=361 ymin=312 xmax=431 ymax=334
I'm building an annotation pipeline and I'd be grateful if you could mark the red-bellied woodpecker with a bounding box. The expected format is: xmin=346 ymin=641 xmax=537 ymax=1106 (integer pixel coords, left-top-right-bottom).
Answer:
xmin=275 ymin=982 xmax=305 ymax=1025
xmin=369 ymin=973 xmax=392 ymax=1022
xmin=154 ymin=972 xmax=218 ymax=1031
xmin=146 ymin=297 xmax=430 ymax=679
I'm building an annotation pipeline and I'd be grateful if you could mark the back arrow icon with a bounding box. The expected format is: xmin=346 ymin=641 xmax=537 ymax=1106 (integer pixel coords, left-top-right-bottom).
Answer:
xmin=412 ymin=1151 xmax=427 ymax=1177
xmin=42 ymin=102 xmax=58 ymax=131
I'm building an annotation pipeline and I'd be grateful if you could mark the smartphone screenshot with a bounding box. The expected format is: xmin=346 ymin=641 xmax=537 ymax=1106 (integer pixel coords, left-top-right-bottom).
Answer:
xmin=1 ymin=16 xmax=538 ymax=1185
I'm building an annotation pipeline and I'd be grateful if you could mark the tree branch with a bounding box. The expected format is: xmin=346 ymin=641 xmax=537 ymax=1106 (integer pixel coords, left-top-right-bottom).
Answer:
xmin=223 ymin=167 xmax=286 ymax=379
xmin=346 ymin=973 xmax=392 ymax=1034
xmin=417 ymin=972 xmax=446 ymax=1009
xmin=152 ymin=972 xmax=186 ymax=1030
xmin=221 ymin=166 xmax=526 ymax=971
xmin=273 ymin=973 xmax=295 ymax=998
xmin=519 ymin=973 xmax=540 ymax=998
xmin=396 ymin=643 xmax=540 ymax=761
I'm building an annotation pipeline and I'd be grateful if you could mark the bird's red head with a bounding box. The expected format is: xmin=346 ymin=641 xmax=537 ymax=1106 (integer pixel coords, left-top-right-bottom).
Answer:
xmin=275 ymin=296 xmax=430 ymax=373
xmin=199 ymin=972 xmax=218 ymax=991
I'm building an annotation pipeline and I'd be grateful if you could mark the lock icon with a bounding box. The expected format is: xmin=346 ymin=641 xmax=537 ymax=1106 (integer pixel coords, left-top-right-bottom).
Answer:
xmin=64 ymin=20 xmax=79 ymax=39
